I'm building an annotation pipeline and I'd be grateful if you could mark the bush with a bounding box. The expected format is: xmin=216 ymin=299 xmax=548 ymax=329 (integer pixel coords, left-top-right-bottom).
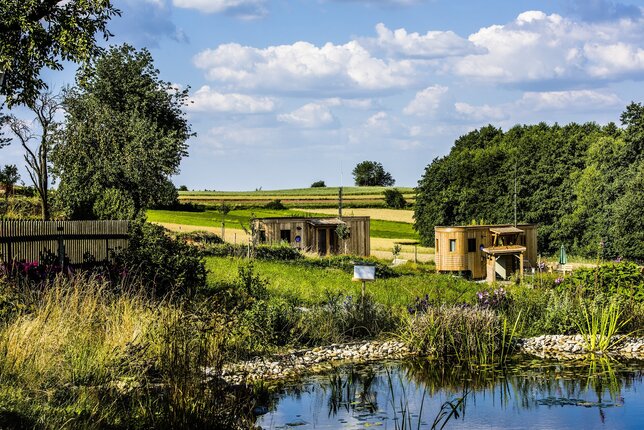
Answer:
xmin=298 ymin=293 xmax=400 ymax=344
xmin=202 ymin=243 xmax=303 ymax=261
xmin=176 ymin=230 xmax=224 ymax=245
xmin=113 ymin=221 xmax=206 ymax=296
xmin=263 ymin=199 xmax=286 ymax=210
xmin=383 ymin=188 xmax=407 ymax=209
xmin=310 ymin=180 xmax=326 ymax=188
xmin=563 ymin=261 xmax=644 ymax=301
xmin=295 ymin=255 xmax=399 ymax=279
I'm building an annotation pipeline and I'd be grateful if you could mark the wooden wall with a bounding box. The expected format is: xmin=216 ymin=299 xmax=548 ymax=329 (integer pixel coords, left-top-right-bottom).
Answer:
xmin=435 ymin=224 xmax=538 ymax=279
xmin=253 ymin=217 xmax=370 ymax=256
xmin=0 ymin=220 xmax=129 ymax=265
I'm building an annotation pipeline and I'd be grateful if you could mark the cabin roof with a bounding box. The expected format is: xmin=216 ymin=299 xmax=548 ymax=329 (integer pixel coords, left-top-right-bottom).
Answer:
xmin=435 ymin=223 xmax=537 ymax=230
xmin=490 ymin=226 xmax=525 ymax=234
xmin=306 ymin=218 xmax=346 ymax=226
xmin=482 ymin=245 xmax=527 ymax=255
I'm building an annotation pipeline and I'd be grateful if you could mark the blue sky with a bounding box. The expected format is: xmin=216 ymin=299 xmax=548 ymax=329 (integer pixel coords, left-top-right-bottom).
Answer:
xmin=3 ymin=0 xmax=644 ymax=190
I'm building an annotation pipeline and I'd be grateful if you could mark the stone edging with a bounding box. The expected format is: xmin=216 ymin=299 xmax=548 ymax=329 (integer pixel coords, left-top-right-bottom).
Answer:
xmin=517 ymin=335 xmax=644 ymax=360
xmin=221 ymin=341 xmax=411 ymax=384
xmin=220 ymin=336 xmax=644 ymax=384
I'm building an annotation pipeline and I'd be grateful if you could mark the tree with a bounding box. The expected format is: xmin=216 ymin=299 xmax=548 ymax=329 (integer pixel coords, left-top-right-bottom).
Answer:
xmin=310 ymin=180 xmax=326 ymax=188
xmin=8 ymin=91 xmax=61 ymax=220
xmin=383 ymin=188 xmax=407 ymax=209
xmin=52 ymin=44 xmax=192 ymax=220
xmin=352 ymin=161 xmax=395 ymax=186
xmin=0 ymin=164 xmax=20 ymax=202
xmin=0 ymin=0 xmax=120 ymax=109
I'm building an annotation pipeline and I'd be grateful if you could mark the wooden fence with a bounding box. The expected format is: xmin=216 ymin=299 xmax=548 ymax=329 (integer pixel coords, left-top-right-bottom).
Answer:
xmin=0 ymin=220 xmax=129 ymax=266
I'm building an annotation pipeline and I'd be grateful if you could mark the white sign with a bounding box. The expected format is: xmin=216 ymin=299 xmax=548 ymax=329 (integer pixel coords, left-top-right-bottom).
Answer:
xmin=353 ymin=265 xmax=375 ymax=281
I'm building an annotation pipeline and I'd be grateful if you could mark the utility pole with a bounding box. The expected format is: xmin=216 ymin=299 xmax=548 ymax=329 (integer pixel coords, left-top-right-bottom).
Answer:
xmin=514 ymin=161 xmax=517 ymax=227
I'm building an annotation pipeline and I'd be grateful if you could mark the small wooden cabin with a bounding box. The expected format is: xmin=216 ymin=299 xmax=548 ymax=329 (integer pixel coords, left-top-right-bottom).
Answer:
xmin=252 ymin=216 xmax=370 ymax=256
xmin=435 ymin=224 xmax=538 ymax=282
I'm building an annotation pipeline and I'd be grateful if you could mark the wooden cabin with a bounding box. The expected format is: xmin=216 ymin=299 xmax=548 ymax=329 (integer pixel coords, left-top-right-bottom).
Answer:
xmin=435 ymin=224 xmax=538 ymax=282
xmin=252 ymin=216 xmax=370 ymax=256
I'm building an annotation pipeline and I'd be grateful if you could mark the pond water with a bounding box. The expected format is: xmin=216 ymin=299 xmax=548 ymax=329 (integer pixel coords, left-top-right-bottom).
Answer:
xmin=256 ymin=357 xmax=644 ymax=429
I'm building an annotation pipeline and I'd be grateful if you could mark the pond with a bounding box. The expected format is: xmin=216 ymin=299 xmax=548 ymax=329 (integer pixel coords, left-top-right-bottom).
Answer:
xmin=256 ymin=357 xmax=644 ymax=429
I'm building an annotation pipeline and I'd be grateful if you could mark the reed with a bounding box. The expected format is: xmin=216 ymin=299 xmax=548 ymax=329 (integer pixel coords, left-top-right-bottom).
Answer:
xmin=400 ymin=305 xmax=521 ymax=366
xmin=576 ymin=300 xmax=632 ymax=353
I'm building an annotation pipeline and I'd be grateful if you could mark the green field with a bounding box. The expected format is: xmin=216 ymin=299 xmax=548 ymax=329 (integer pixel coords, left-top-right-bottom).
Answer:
xmin=147 ymin=208 xmax=419 ymax=240
xmin=181 ymin=186 xmax=414 ymax=197
xmin=205 ymin=257 xmax=474 ymax=308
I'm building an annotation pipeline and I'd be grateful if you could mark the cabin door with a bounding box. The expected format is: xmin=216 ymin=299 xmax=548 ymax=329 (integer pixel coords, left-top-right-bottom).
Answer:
xmin=317 ymin=229 xmax=327 ymax=255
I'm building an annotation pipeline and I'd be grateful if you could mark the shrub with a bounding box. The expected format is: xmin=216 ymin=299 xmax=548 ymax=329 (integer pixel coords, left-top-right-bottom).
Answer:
xmin=202 ymin=243 xmax=303 ymax=261
xmin=113 ymin=221 xmax=206 ymax=296
xmin=564 ymin=261 xmax=644 ymax=301
xmin=383 ymin=188 xmax=407 ymax=209
xmin=296 ymin=255 xmax=398 ymax=279
xmin=263 ymin=199 xmax=286 ymax=210
xmin=310 ymin=180 xmax=326 ymax=188
xmin=298 ymin=293 xmax=400 ymax=344
xmin=176 ymin=230 xmax=224 ymax=245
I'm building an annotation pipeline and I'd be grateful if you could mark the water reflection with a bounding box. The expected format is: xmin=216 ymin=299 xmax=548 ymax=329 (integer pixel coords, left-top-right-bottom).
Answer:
xmin=257 ymin=356 xmax=644 ymax=429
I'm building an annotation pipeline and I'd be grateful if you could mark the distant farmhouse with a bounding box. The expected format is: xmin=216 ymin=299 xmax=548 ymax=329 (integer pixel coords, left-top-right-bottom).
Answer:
xmin=252 ymin=216 xmax=370 ymax=256
xmin=435 ymin=224 xmax=538 ymax=282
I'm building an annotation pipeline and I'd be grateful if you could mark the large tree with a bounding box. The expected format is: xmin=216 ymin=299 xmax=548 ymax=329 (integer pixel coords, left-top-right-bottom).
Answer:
xmin=414 ymin=107 xmax=643 ymax=259
xmin=352 ymin=161 xmax=395 ymax=186
xmin=8 ymin=92 xmax=61 ymax=220
xmin=0 ymin=0 xmax=119 ymax=109
xmin=53 ymin=44 xmax=191 ymax=220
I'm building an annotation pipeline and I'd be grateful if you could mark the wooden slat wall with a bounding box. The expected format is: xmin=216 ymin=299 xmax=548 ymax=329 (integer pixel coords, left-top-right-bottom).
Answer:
xmin=253 ymin=217 xmax=370 ymax=256
xmin=435 ymin=224 xmax=538 ymax=278
xmin=0 ymin=220 xmax=129 ymax=265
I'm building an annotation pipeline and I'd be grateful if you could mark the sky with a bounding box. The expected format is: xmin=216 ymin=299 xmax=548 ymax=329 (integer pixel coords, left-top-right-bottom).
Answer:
xmin=3 ymin=0 xmax=644 ymax=190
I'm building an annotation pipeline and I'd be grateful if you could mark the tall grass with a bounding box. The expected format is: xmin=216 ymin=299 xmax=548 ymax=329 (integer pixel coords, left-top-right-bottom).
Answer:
xmin=400 ymin=306 xmax=521 ymax=366
xmin=0 ymin=275 xmax=254 ymax=428
xmin=577 ymin=300 xmax=632 ymax=353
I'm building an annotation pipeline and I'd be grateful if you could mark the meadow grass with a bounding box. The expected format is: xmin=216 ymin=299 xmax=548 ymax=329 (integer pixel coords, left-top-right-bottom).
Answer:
xmin=296 ymin=207 xmax=416 ymax=223
xmin=148 ymin=208 xmax=420 ymax=240
xmin=180 ymin=186 xmax=415 ymax=197
xmin=205 ymin=256 xmax=476 ymax=308
xmin=0 ymin=274 xmax=253 ymax=428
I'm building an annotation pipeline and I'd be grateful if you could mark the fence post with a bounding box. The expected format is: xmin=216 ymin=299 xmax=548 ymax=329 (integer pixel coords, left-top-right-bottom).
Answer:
xmin=57 ymin=226 xmax=65 ymax=269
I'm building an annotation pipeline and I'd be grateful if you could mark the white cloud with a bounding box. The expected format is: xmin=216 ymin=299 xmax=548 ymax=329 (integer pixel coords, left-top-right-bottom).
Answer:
xmin=519 ymin=89 xmax=621 ymax=110
xmin=371 ymin=23 xmax=484 ymax=58
xmin=454 ymin=10 xmax=644 ymax=86
xmin=188 ymin=85 xmax=275 ymax=113
xmin=451 ymin=89 xmax=621 ymax=123
xmin=193 ymin=40 xmax=418 ymax=95
xmin=172 ymin=0 xmax=266 ymax=18
xmin=403 ymin=85 xmax=448 ymax=116
xmin=277 ymin=103 xmax=337 ymax=128
xmin=454 ymin=102 xmax=507 ymax=122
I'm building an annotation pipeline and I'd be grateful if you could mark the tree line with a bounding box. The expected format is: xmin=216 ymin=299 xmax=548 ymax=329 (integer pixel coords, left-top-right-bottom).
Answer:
xmin=414 ymin=104 xmax=644 ymax=260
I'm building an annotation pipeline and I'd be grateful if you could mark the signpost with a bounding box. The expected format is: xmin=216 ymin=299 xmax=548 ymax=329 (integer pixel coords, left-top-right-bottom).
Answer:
xmin=353 ymin=265 xmax=375 ymax=306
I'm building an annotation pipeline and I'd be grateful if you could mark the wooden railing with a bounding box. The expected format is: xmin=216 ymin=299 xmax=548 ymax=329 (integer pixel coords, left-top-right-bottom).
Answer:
xmin=0 ymin=220 xmax=129 ymax=265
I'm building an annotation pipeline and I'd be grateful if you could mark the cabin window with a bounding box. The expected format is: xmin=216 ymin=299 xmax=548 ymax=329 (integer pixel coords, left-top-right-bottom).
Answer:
xmin=259 ymin=230 xmax=267 ymax=243
xmin=280 ymin=229 xmax=291 ymax=242
xmin=467 ymin=238 xmax=476 ymax=253
xmin=435 ymin=239 xmax=439 ymax=252
xmin=449 ymin=239 xmax=456 ymax=252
